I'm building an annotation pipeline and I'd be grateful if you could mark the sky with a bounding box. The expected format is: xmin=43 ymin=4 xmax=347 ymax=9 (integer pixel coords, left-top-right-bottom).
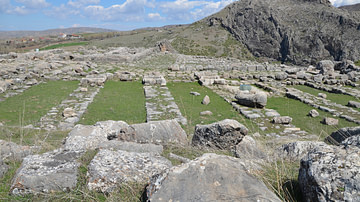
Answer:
xmin=0 ymin=0 xmax=359 ymax=31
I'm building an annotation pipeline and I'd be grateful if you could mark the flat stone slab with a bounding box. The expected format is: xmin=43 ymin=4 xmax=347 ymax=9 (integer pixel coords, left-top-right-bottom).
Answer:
xmin=87 ymin=149 xmax=171 ymax=193
xmin=0 ymin=140 xmax=32 ymax=161
xmin=146 ymin=153 xmax=281 ymax=201
xmin=10 ymin=149 xmax=83 ymax=195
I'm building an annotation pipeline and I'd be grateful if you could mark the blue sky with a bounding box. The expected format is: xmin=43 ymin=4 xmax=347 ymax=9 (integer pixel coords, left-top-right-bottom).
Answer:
xmin=0 ymin=0 xmax=359 ymax=31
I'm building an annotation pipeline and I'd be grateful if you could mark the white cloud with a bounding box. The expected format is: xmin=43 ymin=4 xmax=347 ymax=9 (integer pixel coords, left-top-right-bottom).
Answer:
xmin=148 ymin=12 xmax=164 ymax=20
xmin=0 ymin=0 xmax=11 ymax=13
xmin=15 ymin=0 xmax=50 ymax=9
xmin=84 ymin=0 xmax=148 ymax=21
xmin=330 ymin=0 xmax=360 ymax=6
xmin=72 ymin=23 xmax=81 ymax=27
xmin=159 ymin=0 xmax=235 ymax=21
xmin=67 ymin=0 xmax=100 ymax=8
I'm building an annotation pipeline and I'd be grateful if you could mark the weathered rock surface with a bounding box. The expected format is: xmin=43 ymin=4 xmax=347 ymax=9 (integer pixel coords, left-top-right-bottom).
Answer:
xmin=87 ymin=149 xmax=171 ymax=193
xmin=192 ymin=119 xmax=248 ymax=150
xmin=10 ymin=149 xmax=83 ymax=195
xmin=199 ymin=110 xmax=213 ymax=116
xmin=0 ymin=140 xmax=32 ymax=161
xmin=146 ymin=153 xmax=281 ymax=201
xmin=235 ymin=91 xmax=267 ymax=108
xmin=341 ymin=135 xmax=360 ymax=148
xmin=299 ymin=144 xmax=360 ymax=202
xmin=308 ymin=109 xmax=320 ymax=117
xmin=272 ymin=116 xmax=292 ymax=124
xmin=276 ymin=141 xmax=328 ymax=161
xmin=317 ymin=60 xmax=335 ymax=76
xmin=201 ymin=95 xmax=210 ymax=105
xmin=122 ymin=119 xmax=188 ymax=145
xmin=322 ymin=117 xmax=339 ymax=126
xmin=326 ymin=126 xmax=360 ymax=145
xmin=206 ymin=0 xmax=360 ymax=64
xmin=0 ymin=159 xmax=9 ymax=178
xmin=62 ymin=107 xmax=76 ymax=118
xmin=233 ymin=136 xmax=266 ymax=160
xmin=348 ymin=100 xmax=360 ymax=108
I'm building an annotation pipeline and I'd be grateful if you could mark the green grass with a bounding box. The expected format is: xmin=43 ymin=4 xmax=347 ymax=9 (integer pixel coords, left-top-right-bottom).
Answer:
xmin=294 ymin=85 xmax=360 ymax=106
xmin=40 ymin=42 xmax=89 ymax=51
xmin=355 ymin=60 xmax=360 ymax=66
xmin=0 ymin=80 xmax=79 ymax=126
xmin=167 ymin=82 xmax=259 ymax=135
xmin=267 ymin=96 xmax=357 ymax=139
xmin=79 ymin=81 xmax=146 ymax=125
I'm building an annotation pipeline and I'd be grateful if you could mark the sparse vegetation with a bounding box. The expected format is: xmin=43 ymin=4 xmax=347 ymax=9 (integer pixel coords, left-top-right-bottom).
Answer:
xmin=355 ymin=60 xmax=360 ymax=66
xmin=79 ymin=81 xmax=146 ymax=125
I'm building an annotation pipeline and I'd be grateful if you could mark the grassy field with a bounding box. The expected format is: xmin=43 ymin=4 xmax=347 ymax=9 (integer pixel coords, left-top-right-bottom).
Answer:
xmin=267 ymin=96 xmax=357 ymax=139
xmin=79 ymin=81 xmax=146 ymax=125
xmin=167 ymin=82 xmax=259 ymax=135
xmin=0 ymin=80 xmax=78 ymax=126
xmin=40 ymin=42 xmax=89 ymax=50
xmin=294 ymin=85 xmax=360 ymax=106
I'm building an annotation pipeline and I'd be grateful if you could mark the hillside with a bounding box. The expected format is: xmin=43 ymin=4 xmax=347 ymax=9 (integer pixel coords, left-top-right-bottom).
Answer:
xmin=0 ymin=27 xmax=115 ymax=39
xmin=340 ymin=3 xmax=360 ymax=12
xmin=205 ymin=0 xmax=360 ymax=64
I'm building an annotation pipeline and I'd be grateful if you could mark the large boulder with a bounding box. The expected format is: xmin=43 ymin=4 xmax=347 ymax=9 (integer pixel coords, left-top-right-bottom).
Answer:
xmin=348 ymin=101 xmax=360 ymax=108
xmin=87 ymin=149 xmax=171 ymax=193
xmin=326 ymin=126 xmax=360 ymax=145
xmin=121 ymin=119 xmax=188 ymax=145
xmin=233 ymin=136 xmax=266 ymax=161
xmin=317 ymin=60 xmax=335 ymax=76
xmin=64 ymin=121 xmax=164 ymax=153
xmin=0 ymin=140 xmax=32 ymax=161
xmin=322 ymin=117 xmax=339 ymax=126
xmin=341 ymin=135 xmax=360 ymax=148
xmin=80 ymin=74 xmax=107 ymax=86
xmin=146 ymin=153 xmax=281 ymax=201
xmin=10 ymin=149 xmax=83 ymax=195
xmin=271 ymin=116 xmax=292 ymax=124
xmin=275 ymin=141 xmax=328 ymax=161
xmin=192 ymin=119 xmax=248 ymax=150
xmin=299 ymin=144 xmax=360 ymax=202
xmin=235 ymin=91 xmax=267 ymax=108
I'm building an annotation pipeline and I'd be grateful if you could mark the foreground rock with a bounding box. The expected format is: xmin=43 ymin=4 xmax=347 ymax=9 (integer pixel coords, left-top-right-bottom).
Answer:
xmin=235 ymin=91 xmax=267 ymax=108
xmin=322 ymin=117 xmax=339 ymax=126
xmin=146 ymin=153 xmax=281 ymax=201
xmin=308 ymin=109 xmax=319 ymax=117
xmin=192 ymin=119 xmax=248 ymax=150
xmin=326 ymin=126 xmax=360 ymax=145
xmin=299 ymin=144 xmax=360 ymax=202
xmin=11 ymin=149 xmax=83 ymax=195
xmin=0 ymin=140 xmax=32 ymax=161
xmin=348 ymin=101 xmax=360 ymax=108
xmin=87 ymin=149 xmax=171 ymax=193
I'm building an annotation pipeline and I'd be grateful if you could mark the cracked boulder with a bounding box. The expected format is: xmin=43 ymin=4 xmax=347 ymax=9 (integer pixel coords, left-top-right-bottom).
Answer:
xmin=192 ymin=119 xmax=248 ymax=150
xmin=299 ymin=144 xmax=360 ymax=202
xmin=325 ymin=126 xmax=360 ymax=145
xmin=146 ymin=153 xmax=281 ymax=202
xmin=235 ymin=91 xmax=267 ymax=108
xmin=87 ymin=149 xmax=171 ymax=193
xmin=275 ymin=141 xmax=328 ymax=161
xmin=10 ymin=149 xmax=83 ymax=195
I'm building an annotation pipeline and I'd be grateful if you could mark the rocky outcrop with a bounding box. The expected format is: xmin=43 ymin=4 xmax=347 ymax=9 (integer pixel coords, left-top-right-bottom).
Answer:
xmin=192 ymin=119 xmax=248 ymax=150
xmin=299 ymin=144 xmax=360 ymax=202
xmin=272 ymin=116 xmax=293 ymax=124
xmin=10 ymin=149 xmax=83 ymax=195
xmin=0 ymin=159 xmax=9 ymax=178
xmin=342 ymin=135 xmax=360 ymax=148
xmin=326 ymin=126 xmax=360 ymax=145
xmin=87 ymin=149 xmax=171 ymax=193
xmin=146 ymin=153 xmax=281 ymax=201
xmin=207 ymin=0 xmax=360 ymax=64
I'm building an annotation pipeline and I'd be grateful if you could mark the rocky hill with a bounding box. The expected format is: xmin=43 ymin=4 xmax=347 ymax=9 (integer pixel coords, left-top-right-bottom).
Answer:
xmin=340 ymin=3 xmax=360 ymax=12
xmin=205 ymin=0 xmax=360 ymax=65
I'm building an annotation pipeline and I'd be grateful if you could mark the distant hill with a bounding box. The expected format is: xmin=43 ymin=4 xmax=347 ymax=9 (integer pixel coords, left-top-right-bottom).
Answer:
xmin=0 ymin=27 xmax=116 ymax=40
xmin=340 ymin=3 xmax=360 ymax=12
